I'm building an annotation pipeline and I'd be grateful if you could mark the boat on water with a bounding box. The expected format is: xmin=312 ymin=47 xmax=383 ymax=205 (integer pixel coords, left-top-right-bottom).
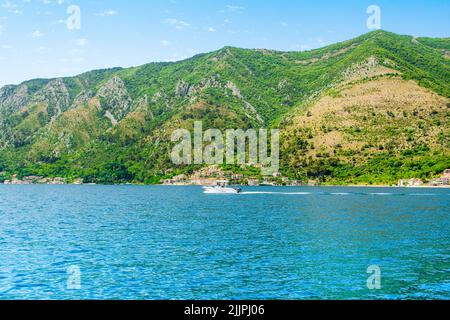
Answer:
xmin=203 ymin=180 xmax=242 ymax=194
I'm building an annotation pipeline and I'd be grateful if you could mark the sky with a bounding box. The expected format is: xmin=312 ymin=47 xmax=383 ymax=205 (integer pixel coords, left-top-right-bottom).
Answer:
xmin=0 ymin=0 xmax=449 ymax=87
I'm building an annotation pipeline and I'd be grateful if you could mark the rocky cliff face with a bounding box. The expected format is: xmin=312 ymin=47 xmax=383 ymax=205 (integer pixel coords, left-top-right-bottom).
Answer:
xmin=0 ymin=84 xmax=30 ymax=115
xmin=97 ymin=76 xmax=133 ymax=121
xmin=72 ymin=89 xmax=96 ymax=107
xmin=175 ymin=81 xmax=194 ymax=97
xmin=33 ymin=79 xmax=70 ymax=121
xmin=0 ymin=85 xmax=30 ymax=147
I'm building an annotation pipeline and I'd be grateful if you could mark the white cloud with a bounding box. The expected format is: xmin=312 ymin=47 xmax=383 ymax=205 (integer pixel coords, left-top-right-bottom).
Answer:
xmin=1 ymin=0 xmax=21 ymax=13
xmin=1 ymin=1 xmax=17 ymax=9
xmin=161 ymin=40 xmax=170 ymax=46
xmin=96 ymin=10 xmax=118 ymax=17
xmin=281 ymin=21 xmax=288 ymax=27
xmin=163 ymin=18 xmax=190 ymax=30
xmin=76 ymin=38 xmax=88 ymax=47
xmin=32 ymin=30 xmax=44 ymax=38
xmin=207 ymin=27 xmax=217 ymax=32
xmin=226 ymin=5 xmax=244 ymax=13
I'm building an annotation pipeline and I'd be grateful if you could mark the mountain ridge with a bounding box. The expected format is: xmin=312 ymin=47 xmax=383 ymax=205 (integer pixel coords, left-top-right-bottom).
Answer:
xmin=0 ymin=30 xmax=449 ymax=185
xmin=2 ymin=29 xmax=449 ymax=89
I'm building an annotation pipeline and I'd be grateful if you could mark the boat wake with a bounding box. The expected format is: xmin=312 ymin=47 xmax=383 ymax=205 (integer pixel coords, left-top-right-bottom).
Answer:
xmin=369 ymin=193 xmax=393 ymax=196
xmin=204 ymin=189 xmax=446 ymax=197
xmin=240 ymin=191 xmax=312 ymax=195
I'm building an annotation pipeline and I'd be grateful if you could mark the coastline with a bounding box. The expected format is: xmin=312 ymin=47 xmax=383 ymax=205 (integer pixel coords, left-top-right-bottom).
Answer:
xmin=3 ymin=168 xmax=449 ymax=188
xmin=2 ymin=181 xmax=449 ymax=189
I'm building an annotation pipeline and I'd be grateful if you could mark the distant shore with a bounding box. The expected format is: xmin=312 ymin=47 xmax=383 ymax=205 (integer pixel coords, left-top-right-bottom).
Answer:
xmin=2 ymin=182 xmax=449 ymax=188
xmin=157 ymin=183 xmax=450 ymax=189
xmin=2 ymin=176 xmax=449 ymax=189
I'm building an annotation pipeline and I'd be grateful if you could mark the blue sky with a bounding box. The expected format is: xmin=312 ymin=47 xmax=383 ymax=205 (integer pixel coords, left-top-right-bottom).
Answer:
xmin=0 ymin=0 xmax=449 ymax=87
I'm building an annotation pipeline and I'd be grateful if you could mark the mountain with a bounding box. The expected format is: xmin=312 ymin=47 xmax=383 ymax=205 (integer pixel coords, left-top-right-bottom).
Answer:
xmin=0 ymin=30 xmax=449 ymax=185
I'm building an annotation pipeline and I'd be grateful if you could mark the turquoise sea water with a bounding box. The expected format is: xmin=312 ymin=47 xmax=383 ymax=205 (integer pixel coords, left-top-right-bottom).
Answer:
xmin=0 ymin=185 xmax=449 ymax=300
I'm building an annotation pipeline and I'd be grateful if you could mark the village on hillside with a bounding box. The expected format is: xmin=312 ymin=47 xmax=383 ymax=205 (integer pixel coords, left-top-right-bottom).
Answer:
xmin=162 ymin=165 xmax=305 ymax=187
xmin=162 ymin=165 xmax=450 ymax=188
xmin=397 ymin=169 xmax=450 ymax=187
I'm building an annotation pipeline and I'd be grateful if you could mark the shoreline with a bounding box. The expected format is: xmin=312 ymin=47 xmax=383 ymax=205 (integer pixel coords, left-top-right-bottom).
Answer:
xmin=2 ymin=182 xmax=449 ymax=189
xmin=158 ymin=184 xmax=450 ymax=189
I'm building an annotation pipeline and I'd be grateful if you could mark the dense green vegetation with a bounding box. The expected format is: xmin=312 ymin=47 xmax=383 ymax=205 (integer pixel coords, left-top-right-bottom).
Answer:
xmin=280 ymin=148 xmax=449 ymax=185
xmin=0 ymin=30 xmax=449 ymax=185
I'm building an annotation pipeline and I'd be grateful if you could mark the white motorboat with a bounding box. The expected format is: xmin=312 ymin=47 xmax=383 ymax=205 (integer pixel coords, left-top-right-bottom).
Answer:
xmin=203 ymin=180 xmax=242 ymax=194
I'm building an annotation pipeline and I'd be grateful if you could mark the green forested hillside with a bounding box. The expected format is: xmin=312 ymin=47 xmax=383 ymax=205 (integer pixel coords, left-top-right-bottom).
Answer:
xmin=0 ymin=30 xmax=449 ymax=185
